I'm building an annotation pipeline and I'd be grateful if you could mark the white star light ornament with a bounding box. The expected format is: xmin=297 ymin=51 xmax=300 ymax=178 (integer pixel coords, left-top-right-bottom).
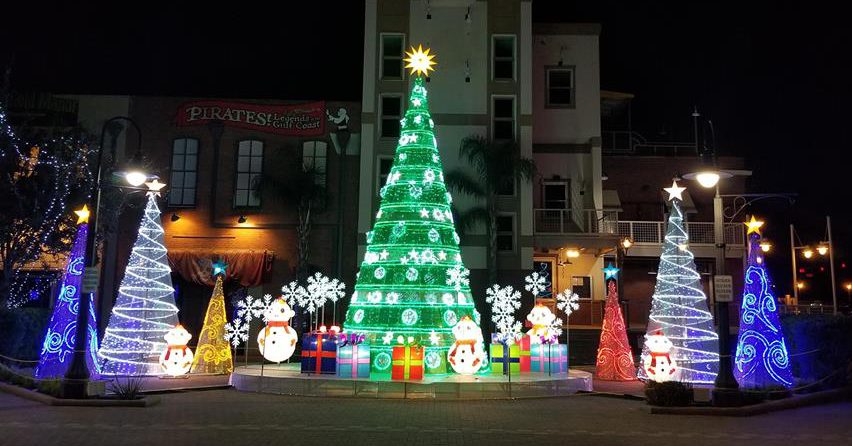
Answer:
xmin=664 ymin=180 xmax=686 ymax=202
xmin=403 ymin=45 xmax=437 ymax=77
xmin=145 ymin=179 xmax=167 ymax=196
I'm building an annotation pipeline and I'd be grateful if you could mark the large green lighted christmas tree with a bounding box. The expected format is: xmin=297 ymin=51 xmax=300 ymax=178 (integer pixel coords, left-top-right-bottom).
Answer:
xmin=344 ymin=46 xmax=482 ymax=375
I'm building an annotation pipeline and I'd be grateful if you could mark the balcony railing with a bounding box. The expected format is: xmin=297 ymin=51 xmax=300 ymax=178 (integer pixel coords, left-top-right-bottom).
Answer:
xmin=533 ymin=208 xmax=746 ymax=247
xmin=533 ymin=209 xmax=620 ymax=234
xmin=617 ymin=220 xmax=745 ymax=246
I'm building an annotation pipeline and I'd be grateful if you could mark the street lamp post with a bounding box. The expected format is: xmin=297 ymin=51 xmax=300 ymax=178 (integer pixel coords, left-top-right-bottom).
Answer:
xmin=790 ymin=219 xmax=838 ymax=314
xmin=61 ymin=116 xmax=144 ymax=398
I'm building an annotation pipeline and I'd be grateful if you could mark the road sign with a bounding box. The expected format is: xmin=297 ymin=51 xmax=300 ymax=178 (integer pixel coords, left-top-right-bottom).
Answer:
xmin=81 ymin=266 xmax=101 ymax=294
xmin=714 ymin=275 xmax=734 ymax=303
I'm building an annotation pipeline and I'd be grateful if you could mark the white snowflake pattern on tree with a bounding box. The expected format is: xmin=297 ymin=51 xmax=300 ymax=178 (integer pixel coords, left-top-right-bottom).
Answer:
xmin=446 ymin=265 xmax=470 ymax=291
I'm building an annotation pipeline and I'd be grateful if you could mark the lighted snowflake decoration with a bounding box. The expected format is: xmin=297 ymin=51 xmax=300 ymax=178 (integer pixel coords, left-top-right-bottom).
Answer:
xmin=281 ymin=282 xmax=307 ymax=308
xmin=399 ymin=153 xmax=407 ymax=161
xmin=446 ymin=192 xmax=453 ymax=204
xmin=432 ymin=154 xmax=440 ymax=163
xmin=400 ymin=133 xmax=418 ymax=145
xmin=224 ymin=318 xmax=249 ymax=348
xmin=549 ymin=317 xmax=565 ymax=338
xmin=524 ymin=272 xmax=547 ymax=297
xmin=442 ymin=292 xmax=455 ymax=306
xmin=304 ymin=272 xmax=333 ymax=313
xmin=556 ymin=289 xmax=581 ymax=317
xmin=432 ymin=208 xmax=445 ymax=221
xmin=382 ymin=331 xmax=394 ymax=345
xmin=423 ymin=169 xmax=435 ymax=184
xmin=364 ymin=251 xmax=380 ymax=265
xmin=236 ymin=294 xmax=272 ymax=323
xmin=485 ymin=284 xmax=522 ymax=336
xmin=446 ymin=265 xmax=470 ymax=291
xmin=386 ymin=292 xmax=400 ymax=304
xmin=386 ymin=171 xmax=401 ymax=186
xmin=421 ymin=249 xmax=437 ymax=265
xmin=429 ymin=330 xmax=441 ymax=346
xmin=367 ymin=291 xmax=383 ymax=303
xmin=408 ymin=183 xmax=423 ymax=199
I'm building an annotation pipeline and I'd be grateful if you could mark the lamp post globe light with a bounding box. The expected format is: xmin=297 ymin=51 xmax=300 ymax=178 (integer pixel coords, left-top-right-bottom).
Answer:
xmin=61 ymin=116 xmax=148 ymax=398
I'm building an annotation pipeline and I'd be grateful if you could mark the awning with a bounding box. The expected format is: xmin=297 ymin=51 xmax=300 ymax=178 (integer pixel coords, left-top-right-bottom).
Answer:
xmin=168 ymin=249 xmax=275 ymax=288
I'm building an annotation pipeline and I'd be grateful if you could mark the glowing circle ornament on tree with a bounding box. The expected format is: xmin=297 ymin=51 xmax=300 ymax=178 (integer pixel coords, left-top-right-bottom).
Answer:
xmin=447 ymin=316 xmax=484 ymax=375
xmin=342 ymin=46 xmax=482 ymax=373
xmin=99 ymin=191 xmax=180 ymax=376
xmin=257 ymin=297 xmax=298 ymax=363
xmin=639 ymin=181 xmax=719 ymax=384
xmin=191 ymin=263 xmax=234 ymax=374
xmin=733 ymin=218 xmax=794 ymax=388
xmin=34 ymin=206 xmax=100 ymax=379
xmin=159 ymin=325 xmax=194 ymax=377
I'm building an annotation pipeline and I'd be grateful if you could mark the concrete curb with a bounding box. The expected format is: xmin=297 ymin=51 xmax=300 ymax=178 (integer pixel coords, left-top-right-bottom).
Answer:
xmin=650 ymin=386 xmax=852 ymax=416
xmin=0 ymin=382 xmax=160 ymax=407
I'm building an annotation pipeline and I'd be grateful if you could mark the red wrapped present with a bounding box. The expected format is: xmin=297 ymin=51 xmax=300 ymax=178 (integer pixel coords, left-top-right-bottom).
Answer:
xmin=391 ymin=344 xmax=424 ymax=380
xmin=519 ymin=335 xmax=531 ymax=372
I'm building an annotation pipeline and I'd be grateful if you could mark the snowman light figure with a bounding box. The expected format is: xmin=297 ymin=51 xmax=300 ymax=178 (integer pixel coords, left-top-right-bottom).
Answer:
xmin=159 ymin=325 xmax=194 ymax=376
xmin=257 ymin=297 xmax=298 ymax=363
xmin=526 ymin=304 xmax=556 ymax=344
xmin=643 ymin=330 xmax=677 ymax=382
xmin=448 ymin=316 xmax=484 ymax=375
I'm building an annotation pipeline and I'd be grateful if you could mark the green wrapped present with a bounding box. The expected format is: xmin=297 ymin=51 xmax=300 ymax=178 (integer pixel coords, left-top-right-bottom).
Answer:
xmin=490 ymin=343 xmax=520 ymax=375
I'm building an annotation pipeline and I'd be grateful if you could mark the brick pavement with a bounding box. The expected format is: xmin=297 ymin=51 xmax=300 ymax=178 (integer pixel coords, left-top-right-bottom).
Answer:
xmin=1 ymin=389 xmax=851 ymax=446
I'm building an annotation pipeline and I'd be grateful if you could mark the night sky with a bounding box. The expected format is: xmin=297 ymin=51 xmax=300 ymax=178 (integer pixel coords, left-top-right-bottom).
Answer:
xmin=2 ymin=1 xmax=849 ymax=302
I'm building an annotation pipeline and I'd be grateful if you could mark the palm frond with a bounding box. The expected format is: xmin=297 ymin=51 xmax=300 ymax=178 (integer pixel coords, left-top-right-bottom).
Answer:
xmin=457 ymin=206 xmax=490 ymax=234
xmin=444 ymin=169 xmax=486 ymax=198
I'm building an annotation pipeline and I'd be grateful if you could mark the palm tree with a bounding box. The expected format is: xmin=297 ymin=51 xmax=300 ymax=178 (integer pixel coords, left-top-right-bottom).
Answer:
xmin=254 ymin=151 xmax=328 ymax=281
xmin=445 ymin=135 xmax=536 ymax=285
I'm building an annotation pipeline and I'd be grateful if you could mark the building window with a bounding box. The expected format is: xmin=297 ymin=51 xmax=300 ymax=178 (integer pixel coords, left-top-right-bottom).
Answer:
xmin=376 ymin=156 xmax=394 ymax=194
xmin=572 ymin=276 xmax=592 ymax=300
xmin=496 ymin=214 xmax=515 ymax=252
xmin=381 ymin=34 xmax=405 ymax=79
xmin=380 ymin=95 xmax=403 ymax=138
xmin=169 ymin=138 xmax=198 ymax=207
xmin=302 ymin=141 xmax=328 ymax=186
xmin=492 ymin=96 xmax=515 ymax=141
xmin=493 ymin=35 xmax=516 ymax=80
xmin=234 ymin=140 xmax=263 ymax=208
xmin=542 ymin=181 xmax=569 ymax=209
xmin=546 ymin=67 xmax=575 ymax=107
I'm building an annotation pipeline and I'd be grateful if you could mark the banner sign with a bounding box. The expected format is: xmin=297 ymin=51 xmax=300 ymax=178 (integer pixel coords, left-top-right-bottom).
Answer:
xmin=176 ymin=100 xmax=325 ymax=136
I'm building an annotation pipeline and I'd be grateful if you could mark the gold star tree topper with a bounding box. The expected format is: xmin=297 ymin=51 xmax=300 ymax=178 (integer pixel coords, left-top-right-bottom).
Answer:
xmin=404 ymin=45 xmax=436 ymax=76
xmin=74 ymin=205 xmax=90 ymax=224
xmin=145 ymin=179 xmax=167 ymax=196
xmin=745 ymin=216 xmax=764 ymax=235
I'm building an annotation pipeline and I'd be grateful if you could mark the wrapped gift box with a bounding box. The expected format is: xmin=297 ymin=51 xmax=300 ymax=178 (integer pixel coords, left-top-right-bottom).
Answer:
xmin=530 ymin=343 xmax=568 ymax=373
xmin=301 ymin=332 xmax=337 ymax=375
xmin=424 ymin=347 xmax=448 ymax=375
xmin=519 ymin=335 xmax=531 ymax=372
xmin=337 ymin=343 xmax=370 ymax=378
xmin=391 ymin=345 xmax=424 ymax=380
xmin=489 ymin=343 xmax=520 ymax=375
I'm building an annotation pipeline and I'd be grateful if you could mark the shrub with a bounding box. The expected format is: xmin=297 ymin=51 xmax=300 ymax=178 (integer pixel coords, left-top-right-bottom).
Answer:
xmin=781 ymin=314 xmax=852 ymax=391
xmin=645 ymin=381 xmax=693 ymax=406
xmin=37 ymin=380 xmax=62 ymax=397
xmin=108 ymin=375 xmax=145 ymax=400
xmin=0 ymin=308 xmax=51 ymax=361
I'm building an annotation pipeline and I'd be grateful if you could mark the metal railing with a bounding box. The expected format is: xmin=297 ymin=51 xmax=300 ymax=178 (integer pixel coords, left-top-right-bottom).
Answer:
xmin=533 ymin=209 xmax=746 ymax=247
xmin=601 ymin=130 xmax=699 ymax=156
xmin=778 ymin=304 xmax=835 ymax=316
xmin=533 ymin=209 xmax=620 ymax=234
xmin=616 ymin=220 xmax=745 ymax=246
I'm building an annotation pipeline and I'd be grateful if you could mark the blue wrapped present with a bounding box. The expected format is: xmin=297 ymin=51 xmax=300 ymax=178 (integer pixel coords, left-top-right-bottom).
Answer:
xmin=301 ymin=332 xmax=337 ymax=374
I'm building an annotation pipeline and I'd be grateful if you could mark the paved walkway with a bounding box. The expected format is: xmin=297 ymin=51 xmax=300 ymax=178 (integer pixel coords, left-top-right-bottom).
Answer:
xmin=1 ymin=389 xmax=851 ymax=445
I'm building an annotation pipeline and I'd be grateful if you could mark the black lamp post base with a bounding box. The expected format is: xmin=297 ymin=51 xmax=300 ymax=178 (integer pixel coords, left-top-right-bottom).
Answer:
xmin=712 ymin=387 xmax=744 ymax=407
xmin=59 ymin=379 xmax=89 ymax=399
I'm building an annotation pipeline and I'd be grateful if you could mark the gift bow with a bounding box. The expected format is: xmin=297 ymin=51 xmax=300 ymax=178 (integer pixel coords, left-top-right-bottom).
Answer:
xmin=338 ymin=333 xmax=366 ymax=346
xmin=540 ymin=334 xmax=559 ymax=344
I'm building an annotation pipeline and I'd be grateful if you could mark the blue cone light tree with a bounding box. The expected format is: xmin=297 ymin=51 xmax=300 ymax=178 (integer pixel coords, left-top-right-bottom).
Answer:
xmin=35 ymin=206 xmax=100 ymax=379
xmin=733 ymin=217 xmax=794 ymax=388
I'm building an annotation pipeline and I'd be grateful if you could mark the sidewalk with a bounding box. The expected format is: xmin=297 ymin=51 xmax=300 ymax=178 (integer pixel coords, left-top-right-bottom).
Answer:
xmin=574 ymin=365 xmax=645 ymax=398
